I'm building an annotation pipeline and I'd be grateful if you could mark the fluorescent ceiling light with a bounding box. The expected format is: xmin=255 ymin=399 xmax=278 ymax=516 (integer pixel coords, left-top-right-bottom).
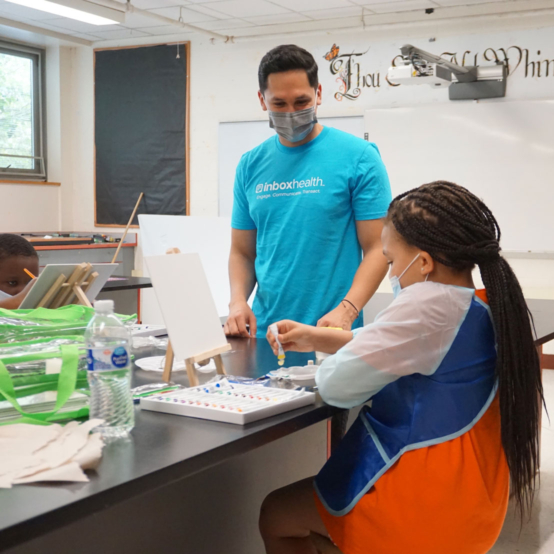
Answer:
xmin=6 ymin=0 xmax=125 ymax=25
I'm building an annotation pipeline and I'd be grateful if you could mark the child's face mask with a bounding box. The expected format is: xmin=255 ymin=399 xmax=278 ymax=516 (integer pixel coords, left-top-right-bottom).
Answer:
xmin=389 ymin=253 xmax=428 ymax=298
xmin=0 ymin=289 xmax=12 ymax=300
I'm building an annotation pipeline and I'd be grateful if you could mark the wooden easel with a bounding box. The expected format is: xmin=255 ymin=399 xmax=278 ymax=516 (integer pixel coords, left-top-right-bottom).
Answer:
xmin=161 ymin=248 xmax=231 ymax=386
xmin=36 ymin=263 xmax=99 ymax=309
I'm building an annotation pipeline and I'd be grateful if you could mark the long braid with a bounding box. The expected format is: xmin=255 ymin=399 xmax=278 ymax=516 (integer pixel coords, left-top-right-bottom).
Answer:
xmin=388 ymin=181 xmax=543 ymax=519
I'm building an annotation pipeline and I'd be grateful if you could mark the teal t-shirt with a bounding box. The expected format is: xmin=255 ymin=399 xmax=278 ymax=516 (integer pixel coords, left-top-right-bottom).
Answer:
xmin=231 ymin=126 xmax=392 ymax=338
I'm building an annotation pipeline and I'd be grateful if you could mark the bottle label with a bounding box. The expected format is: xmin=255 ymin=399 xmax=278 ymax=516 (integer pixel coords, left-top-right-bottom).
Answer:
xmin=87 ymin=346 xmax=129 ymax=371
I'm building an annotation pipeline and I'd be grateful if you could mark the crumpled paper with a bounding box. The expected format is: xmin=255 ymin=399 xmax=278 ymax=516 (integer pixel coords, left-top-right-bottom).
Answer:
xmin=0 ymin=419 xmax=104 ymax=488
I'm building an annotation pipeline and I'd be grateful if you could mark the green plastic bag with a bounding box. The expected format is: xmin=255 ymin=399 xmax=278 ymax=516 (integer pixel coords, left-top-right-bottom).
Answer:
xmin=0 ymin=305 xmax=136 ymax=343
xmin=0 ymin=306 xmax=136 ymax=425
xmin=0 ymin=345 xmax=90 ymax=425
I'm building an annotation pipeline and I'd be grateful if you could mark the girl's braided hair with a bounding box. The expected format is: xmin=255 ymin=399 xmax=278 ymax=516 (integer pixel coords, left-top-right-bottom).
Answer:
xmin=387 ymin=180 xmax=543 ymax=518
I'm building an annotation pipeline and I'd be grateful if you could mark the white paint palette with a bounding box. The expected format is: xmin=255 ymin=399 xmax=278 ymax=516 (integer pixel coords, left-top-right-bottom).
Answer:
xmin=140 ymin=380 xmax=316 ymax=425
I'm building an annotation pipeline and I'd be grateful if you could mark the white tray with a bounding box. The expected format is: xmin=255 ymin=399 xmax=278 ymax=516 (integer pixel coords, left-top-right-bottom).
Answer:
xmin=140 ymin=382 xmax=316 ymax=425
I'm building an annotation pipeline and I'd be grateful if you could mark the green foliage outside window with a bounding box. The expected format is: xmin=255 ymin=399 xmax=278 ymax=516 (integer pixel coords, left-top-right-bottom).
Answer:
xmin=0 ymin=52 xmax=34 ymax=171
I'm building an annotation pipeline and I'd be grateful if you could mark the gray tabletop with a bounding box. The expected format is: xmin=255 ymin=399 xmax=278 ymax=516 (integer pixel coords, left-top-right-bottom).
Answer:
xmin=0 ymin=338 xmax=340 ymax=552
xmin=100 ymin=276 xmax=152 ymax=292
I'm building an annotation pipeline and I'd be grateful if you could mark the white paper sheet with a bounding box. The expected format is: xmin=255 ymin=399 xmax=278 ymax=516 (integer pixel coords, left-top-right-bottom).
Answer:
xmin=0 ymin=419 xmax=105 ymax=488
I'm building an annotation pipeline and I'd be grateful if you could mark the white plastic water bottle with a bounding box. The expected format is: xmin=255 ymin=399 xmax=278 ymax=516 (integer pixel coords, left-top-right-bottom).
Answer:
xmin=85 ymin=300 xmax=134 ymax=438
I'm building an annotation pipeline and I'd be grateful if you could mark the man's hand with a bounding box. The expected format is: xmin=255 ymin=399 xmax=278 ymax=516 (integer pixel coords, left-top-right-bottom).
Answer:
xmin=224 ymin=300 xmax=257 ymax=338
xmin=266 ymin=320 xmax=316 ymax=353
xmin=317 ymin=300 xmax=358 ymax=330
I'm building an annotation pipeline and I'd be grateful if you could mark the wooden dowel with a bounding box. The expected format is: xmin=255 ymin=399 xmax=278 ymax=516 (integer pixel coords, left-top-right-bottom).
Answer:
xmin=162 ymin=342 xmax=175 ymax=384
xmin=111 ymin=192 xmax=144 ymax=264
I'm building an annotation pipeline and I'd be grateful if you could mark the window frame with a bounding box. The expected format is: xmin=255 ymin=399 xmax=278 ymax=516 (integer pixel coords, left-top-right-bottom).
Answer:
xmin=0 ymin=40 xmax=46 ymax=180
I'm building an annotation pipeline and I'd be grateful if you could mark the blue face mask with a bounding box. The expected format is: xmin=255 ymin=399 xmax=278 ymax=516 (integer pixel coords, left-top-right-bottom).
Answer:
xmin=389 ymin=253 xmax=426 ymax=299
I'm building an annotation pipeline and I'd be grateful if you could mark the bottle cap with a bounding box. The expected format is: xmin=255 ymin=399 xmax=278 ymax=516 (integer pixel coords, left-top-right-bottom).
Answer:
xmin=94 ymin=299 xmax=114 ymax=313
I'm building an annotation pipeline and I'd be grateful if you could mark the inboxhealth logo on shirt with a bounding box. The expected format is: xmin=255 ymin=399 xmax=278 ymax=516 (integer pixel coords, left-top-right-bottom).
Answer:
xmin=255 ymin=177 xmax=325 ymax=200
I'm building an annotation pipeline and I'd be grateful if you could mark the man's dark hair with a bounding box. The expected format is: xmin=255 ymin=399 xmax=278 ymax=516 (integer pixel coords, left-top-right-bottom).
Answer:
xmin=0 ymin=234 xmax=38 ymax=261
xmin=258 ymin=45 xmax=318 ymax=93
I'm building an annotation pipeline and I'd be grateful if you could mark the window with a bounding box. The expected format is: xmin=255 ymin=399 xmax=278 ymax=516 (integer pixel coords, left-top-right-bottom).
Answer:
xmin=0 ymin=41 xmax=45 ymax=180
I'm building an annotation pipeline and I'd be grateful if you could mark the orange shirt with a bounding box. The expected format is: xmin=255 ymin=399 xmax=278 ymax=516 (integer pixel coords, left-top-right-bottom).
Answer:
xmin=316 ymin=394 xmax=509 ymax=554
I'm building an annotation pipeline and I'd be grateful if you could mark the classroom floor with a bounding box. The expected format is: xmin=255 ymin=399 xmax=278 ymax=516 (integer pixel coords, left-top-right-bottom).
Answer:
xmin=489 ymin=369 xmax=554 ymax=553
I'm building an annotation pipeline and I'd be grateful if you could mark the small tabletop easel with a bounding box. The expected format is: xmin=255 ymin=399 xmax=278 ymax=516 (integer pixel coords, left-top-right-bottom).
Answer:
xmin=161 ymin=248 xmax=231 ymax=386
xmin=37 ymin=263 xmax=98 ymax=309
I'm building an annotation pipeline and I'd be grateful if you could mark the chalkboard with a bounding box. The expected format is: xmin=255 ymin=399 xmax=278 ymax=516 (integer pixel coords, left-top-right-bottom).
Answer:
xmin=94 ymin=43 xmax=189 ymax=226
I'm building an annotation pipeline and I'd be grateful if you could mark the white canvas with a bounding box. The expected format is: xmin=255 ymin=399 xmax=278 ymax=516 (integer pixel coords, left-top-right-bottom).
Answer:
xmin=20 ymin=264 xmax=117 ymax=309
xmin=144 ymin=253 xmax=227 ymax=362
xmin=138 ymin=215 xmax=234 ymax=318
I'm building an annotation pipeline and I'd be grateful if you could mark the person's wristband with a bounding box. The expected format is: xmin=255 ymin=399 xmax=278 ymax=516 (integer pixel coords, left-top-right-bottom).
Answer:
xmin=342 ymin=298 xmax=359 ymax=316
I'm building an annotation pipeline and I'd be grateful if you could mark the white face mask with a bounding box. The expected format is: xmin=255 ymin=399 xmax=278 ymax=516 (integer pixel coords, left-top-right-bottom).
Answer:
xmin=389 ymin=253 xmax=428 ymax=299
xmin=267 ymin=102 xmax=318 ymax=143
xmin=0 ymin=289 xmax=12 ymax=300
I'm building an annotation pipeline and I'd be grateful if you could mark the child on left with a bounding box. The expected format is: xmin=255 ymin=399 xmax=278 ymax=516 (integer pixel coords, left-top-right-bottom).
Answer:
xmin=0 ymin=234 xmax=38 ymax=309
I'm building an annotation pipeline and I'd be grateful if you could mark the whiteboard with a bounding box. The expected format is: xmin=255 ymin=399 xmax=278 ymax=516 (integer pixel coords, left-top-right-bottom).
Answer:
xmin=138 ymin=215 xmax=231 ymax=317
xmin=364 ymin=101 xmax=554 ymax=253
xmin=218 ymin=116 xmax=364 ymax=218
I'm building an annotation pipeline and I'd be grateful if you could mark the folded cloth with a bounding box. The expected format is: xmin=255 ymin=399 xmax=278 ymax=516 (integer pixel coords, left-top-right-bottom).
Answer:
xmin=0 ymin=419 xmax=104 ymax=488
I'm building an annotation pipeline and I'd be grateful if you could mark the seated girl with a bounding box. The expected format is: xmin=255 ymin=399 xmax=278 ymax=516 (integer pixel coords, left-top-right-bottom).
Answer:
xmin=261 ymin=181 xmax=542 ymax=554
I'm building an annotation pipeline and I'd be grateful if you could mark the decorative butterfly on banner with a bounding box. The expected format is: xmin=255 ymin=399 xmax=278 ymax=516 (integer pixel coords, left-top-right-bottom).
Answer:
xmin=324 ymin=44 xmax=340 ymax=62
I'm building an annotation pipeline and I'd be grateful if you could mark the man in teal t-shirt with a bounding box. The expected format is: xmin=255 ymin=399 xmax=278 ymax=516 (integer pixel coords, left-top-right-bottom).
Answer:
xmin=225 ymin=45 xmax=392 ymax=339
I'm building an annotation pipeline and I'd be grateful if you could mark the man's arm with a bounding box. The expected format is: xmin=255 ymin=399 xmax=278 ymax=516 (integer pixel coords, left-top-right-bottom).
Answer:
xmin=224 ymin=228 xmax=258 ymax=338
xmin=317 ymin=219 xmax=388 ymax=330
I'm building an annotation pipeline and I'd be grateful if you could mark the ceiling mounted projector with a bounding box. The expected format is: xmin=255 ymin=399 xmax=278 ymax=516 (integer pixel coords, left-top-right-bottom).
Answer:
xmin=387 ymin=44 xmax=507 ymax=100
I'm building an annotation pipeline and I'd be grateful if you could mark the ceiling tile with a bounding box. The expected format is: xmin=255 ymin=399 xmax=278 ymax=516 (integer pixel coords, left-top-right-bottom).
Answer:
xmin=147 ymin=5 xmax=216 ymax=22
xmin=136 ymin=23 xmax=188 ymax=34
xmin=194 ymin=17 xmax=254 ymax=29
xmin=70 ymin=31 xmax=104 ymax=39
xmin=129 ymin=0 xmax=189 ymax=9
xmin=270 ymin=0 xmax=354 ymax=10
xmin=91 ymin=27 xmax=150 ymax=39
xmin=183 ymin=3 xmax=235 ymax=18
xmin=433 ymin=0 xmax=507 ymax=5
xmin=122 ymin=11 xmax=168 ymax=28
xmin=0 ymin=2 xmax=58 ymax=21
xmin=203 ymin=0 xmax=291 ymax=18
xmin=244 ymin=12 xmax=311 ymax=24
xmin=362 ymin=0 xmax=438 ymax=13
xmin=303 ymin=6 xmax=364 ymax=20
xmin=350 ymin=0 xmax=434 ymax=5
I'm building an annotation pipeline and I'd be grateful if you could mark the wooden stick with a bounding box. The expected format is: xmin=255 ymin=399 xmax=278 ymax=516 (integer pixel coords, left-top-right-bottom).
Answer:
xmin=162 ymin=342 xmax=175 ymax=384
xmin=82 ymin=272 xmax=99 ymax=293
xmin=50 ymin=264 xmax=89 ymax=309
xmin=214 ymin=354 xmax=226 ymax=376
xmin=37 ymin=273 xmax=67 ymax=308
xmin=64 ymin=263 xmax=92 ymax=306
xmin=111 ymin=192 xmax=144 ymax=264
xmin=73 ymin=285 xmax=93 ymax=308
xmin=185 ymin=358 xmax=199 ymax=387
xmin=187 ymin=344 xmax=231 ymax=364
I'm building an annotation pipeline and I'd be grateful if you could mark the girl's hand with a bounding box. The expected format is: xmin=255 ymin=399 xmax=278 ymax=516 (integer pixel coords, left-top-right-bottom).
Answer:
xmin=266 ymin=320 xmax=316 ymax=353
